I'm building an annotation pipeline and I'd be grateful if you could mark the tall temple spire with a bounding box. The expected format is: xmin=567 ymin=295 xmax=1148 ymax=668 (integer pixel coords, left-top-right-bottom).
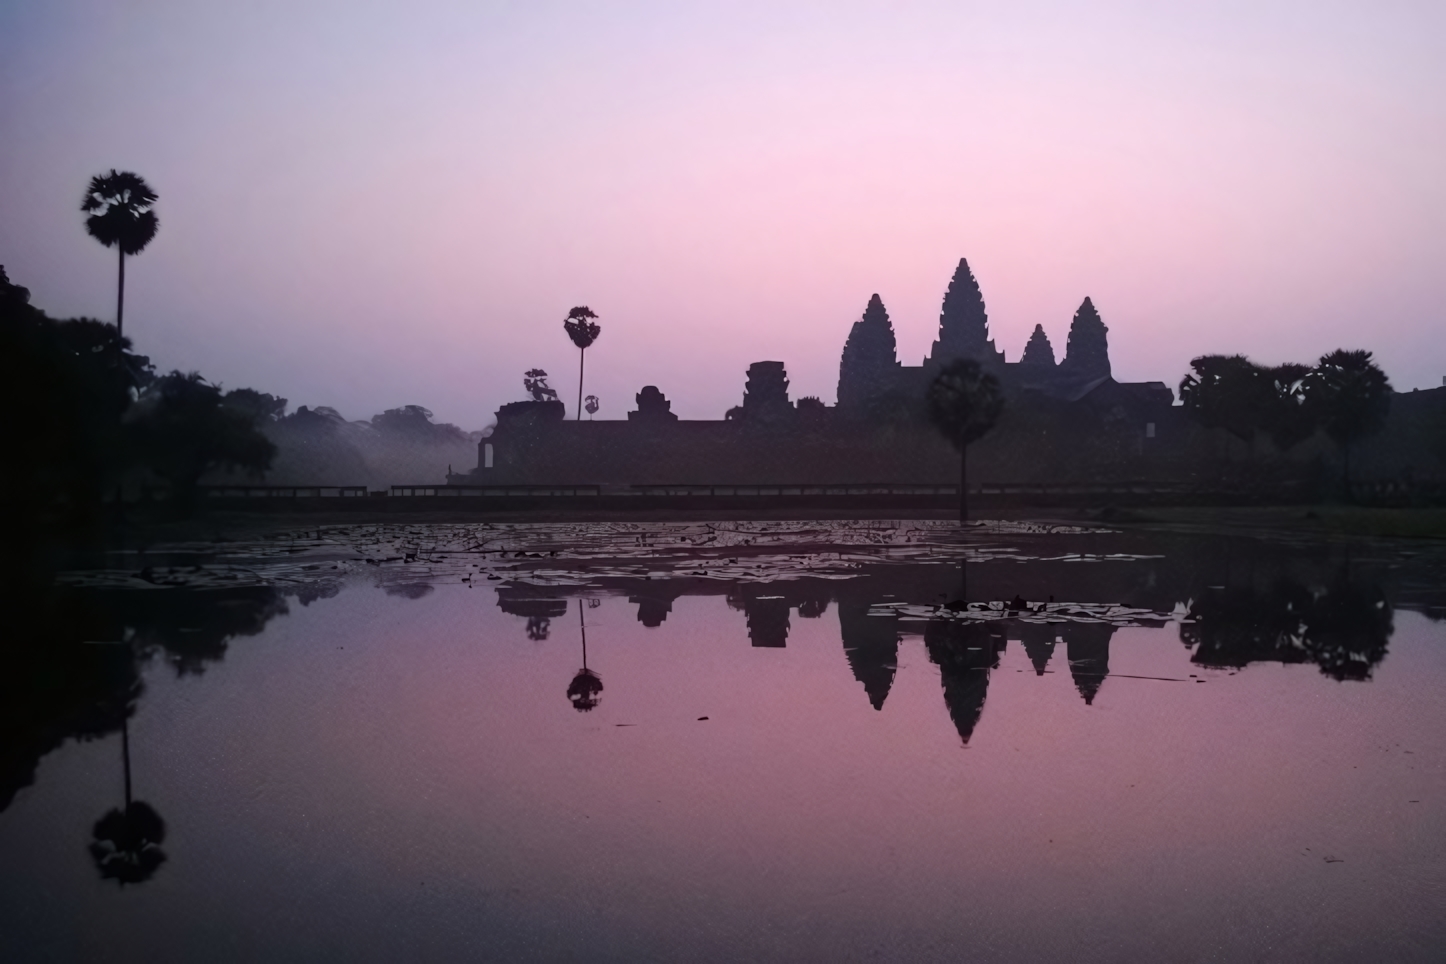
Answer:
xmin=837 ymin=293 xmax=900 ymax=411
xmin=1019 ymin=324 xmax=1056 ymax=368
xmin=1060 ymin=296 xmax=1111 ymax=382
xmin=928 ymin=258 xmax=1003 ymax=370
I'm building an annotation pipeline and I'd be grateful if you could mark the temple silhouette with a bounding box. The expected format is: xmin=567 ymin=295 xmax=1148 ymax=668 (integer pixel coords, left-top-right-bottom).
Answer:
xmin=451 ymin=258 xmax=1177 ymax=486
xmin=837 ymin=259 xmax=1119 ymax=412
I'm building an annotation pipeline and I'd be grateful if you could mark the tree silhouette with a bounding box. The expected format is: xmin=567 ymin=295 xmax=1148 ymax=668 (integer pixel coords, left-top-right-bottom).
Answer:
xmin=1179 ymin=355 xmax=1269 ymax=458
xmin=926 ymin=359 xmax=1004 ymax=523
xmin=563 ymin=307 xmax=601 ymax=421
xmin=128 ymin=372 xmax=276 ymax=509
xmin=81 ymin=171 xmax=159 ymax=341
xmin=1260 ymin=363 xmax=1316 ymax=453
xmin=2 ymin=274 xmax=154 ymax=526
xmin=1304 ymin=349 xmax=1392 ymax=489
xmin=524 ymin=369 xmax=559 ymax=403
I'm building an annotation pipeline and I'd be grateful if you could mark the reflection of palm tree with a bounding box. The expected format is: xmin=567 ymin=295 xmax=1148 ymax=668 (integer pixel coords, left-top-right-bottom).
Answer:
xmin=89 ymin=716 xmax=166 ymax=885
xmin=567 ymin=599 xmax=603 ymax=711
xmin=1301 ymin=581 xmax=1392 ymax=681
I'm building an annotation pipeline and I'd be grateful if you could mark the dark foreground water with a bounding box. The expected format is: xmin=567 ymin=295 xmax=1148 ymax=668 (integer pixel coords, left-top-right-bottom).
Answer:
xmin=4 ymin=520 xmax=1445 ymax=962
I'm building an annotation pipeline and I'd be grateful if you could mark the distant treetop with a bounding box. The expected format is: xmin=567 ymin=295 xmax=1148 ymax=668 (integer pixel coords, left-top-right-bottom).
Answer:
xmin=524 ymin=369 xmax=559 ymax=402
xmin=81 ymin=170 xmax=159 ymax=255
xmin=564 ymin=306 xmax=601 ymax=350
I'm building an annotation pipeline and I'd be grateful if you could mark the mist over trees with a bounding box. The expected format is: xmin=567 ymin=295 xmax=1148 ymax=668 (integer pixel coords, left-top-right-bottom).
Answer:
xmin=1 ymin=261 xmax=489 ymax=540
xmin=236 ymin=401 xmax=482 ymax=488
xmin=129 ymin=373 xmax=276 ymax=509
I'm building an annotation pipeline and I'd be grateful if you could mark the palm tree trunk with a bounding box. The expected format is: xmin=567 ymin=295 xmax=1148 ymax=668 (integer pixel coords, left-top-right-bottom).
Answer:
xmin=578 ymin=598 xmax=588 ymax=667
xmin=1343 ymin=441 xmax=1352 ymax=501
xmin=121 ymin=716 xmax=132 ymax=809
xmin=116 ymin=248 xmax=126 ymax=340
xmin=576 ymin=349 xmax=586 ymax=420
xmin=959 ymin=441 xmax=968 ymax=525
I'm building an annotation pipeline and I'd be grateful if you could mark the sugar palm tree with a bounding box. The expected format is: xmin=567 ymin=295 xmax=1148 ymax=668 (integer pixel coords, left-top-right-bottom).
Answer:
xmin=926 ymin=359 xmax=1004 ymax=524
xmin=81 ymin=170 xmax=159 ymax=341
xmin=1304 ymin=349 xmax=1392 ymax=492
xmin=563 ymin=307 xmax=601 ymax=420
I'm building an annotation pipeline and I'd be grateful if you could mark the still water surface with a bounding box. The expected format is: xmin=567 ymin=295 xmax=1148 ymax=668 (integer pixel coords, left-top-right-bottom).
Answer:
xmin=3 ymin=521 xmax=1445 ymax=961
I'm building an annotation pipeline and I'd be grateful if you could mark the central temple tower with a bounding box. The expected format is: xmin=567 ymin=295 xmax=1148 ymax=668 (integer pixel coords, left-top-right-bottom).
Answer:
xmin=926 ymin=258 xmax=1005 ymax=372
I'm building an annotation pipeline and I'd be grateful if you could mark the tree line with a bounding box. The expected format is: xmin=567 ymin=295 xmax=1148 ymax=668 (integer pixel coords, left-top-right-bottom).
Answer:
xmin=1 ymin=265 xmax=277 ymax=528
xmin=1179 ymin=350 xmax=1392 ymax=481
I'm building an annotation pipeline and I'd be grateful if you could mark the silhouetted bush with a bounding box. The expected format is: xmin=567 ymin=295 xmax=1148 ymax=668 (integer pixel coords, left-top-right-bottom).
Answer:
xmin=128 ymin=372 xmax=275 ymax=509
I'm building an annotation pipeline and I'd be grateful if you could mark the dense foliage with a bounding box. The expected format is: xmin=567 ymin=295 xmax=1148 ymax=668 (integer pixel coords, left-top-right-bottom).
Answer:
xmin=1 ymin=266 xmax=275 ymax=527
xmin=1180 ymin=349 xmax=1391 ymax=480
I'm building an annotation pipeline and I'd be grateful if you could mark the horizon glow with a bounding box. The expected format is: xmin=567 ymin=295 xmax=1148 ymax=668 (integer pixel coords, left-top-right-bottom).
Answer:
xmin=2 ymin=1 xmax=1443 ymax=429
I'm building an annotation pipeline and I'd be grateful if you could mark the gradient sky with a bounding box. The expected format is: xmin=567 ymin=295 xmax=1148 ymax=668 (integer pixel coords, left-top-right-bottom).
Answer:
xmin=2 ymin=1 xmax=1443 ymax=428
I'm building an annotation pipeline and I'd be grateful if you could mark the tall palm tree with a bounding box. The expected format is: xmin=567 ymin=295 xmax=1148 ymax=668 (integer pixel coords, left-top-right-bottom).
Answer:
xmin=563 ymin=306 xmax=601 ymax=420
xmin=1304 ymin=349 xmax=1392 ymax=493
xmin=81 ymin=170 xmax=159 ymax=340
xmin=926 ymin=359 xmax=1004 ymax=524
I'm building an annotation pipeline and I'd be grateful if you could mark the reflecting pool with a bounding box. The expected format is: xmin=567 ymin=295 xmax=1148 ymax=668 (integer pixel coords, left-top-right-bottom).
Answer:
xmin=3 ymin=521 xmax=1445 ymax=961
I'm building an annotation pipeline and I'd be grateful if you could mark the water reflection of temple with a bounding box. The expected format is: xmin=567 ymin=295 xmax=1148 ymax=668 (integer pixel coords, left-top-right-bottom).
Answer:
xmin=924 ymin=620 xmax=1006 ymax=744
xmin=838 ymin=597 xmax=899 ymax=711
xmin=490 ymin=531 xmax=1403 ymax=746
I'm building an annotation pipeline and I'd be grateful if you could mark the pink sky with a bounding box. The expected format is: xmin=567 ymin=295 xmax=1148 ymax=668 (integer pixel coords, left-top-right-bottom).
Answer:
xmin=2 ymin=2 xmax=1443 ymax=427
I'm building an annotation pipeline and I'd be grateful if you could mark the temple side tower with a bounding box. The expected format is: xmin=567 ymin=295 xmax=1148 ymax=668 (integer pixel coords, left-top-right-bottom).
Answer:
xmin=1019 ymin=324 xmax=1056 ymax=368
xmin=928 ymin=258 xmax=1004 ymax=371
xmin=837 ymin=294 xmax=900 ymax=411
xmin=1059 ymin=297 xmax=1111 ymax=383
xmin=738 ymin=361 xmax=793 ymax=421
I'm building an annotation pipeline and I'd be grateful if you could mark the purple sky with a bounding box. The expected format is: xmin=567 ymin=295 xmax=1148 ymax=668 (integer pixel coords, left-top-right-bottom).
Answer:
xmin=2 ymin=1 xmax=1443 ymax=428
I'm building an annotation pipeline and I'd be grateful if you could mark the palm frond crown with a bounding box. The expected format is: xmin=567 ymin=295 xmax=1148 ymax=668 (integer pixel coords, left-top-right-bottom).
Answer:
xmin=82 ymin=170 xmax=160 ymax=255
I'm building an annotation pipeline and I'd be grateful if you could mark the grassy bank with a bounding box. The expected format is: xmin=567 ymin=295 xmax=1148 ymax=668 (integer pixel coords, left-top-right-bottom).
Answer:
xmin=1110 ymin=505 xmax=1446 ymax=541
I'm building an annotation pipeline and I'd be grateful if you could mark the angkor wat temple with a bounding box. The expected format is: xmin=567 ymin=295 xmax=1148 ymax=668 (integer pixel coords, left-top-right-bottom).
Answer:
xmin=453 ymin=258 xmax=1177 ymax=486
xmin=839 ymin=258 xmax=1117 ymax=413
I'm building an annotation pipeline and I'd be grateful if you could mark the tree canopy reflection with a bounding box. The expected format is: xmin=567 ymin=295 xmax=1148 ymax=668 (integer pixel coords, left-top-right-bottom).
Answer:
xmin=494 ymin=538 xmax=1409 ymax=747
xmin=1 ymin=584 xmax=295 ymax=889
xmin=1182 ymin=579 xmax=1392 ymax=681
